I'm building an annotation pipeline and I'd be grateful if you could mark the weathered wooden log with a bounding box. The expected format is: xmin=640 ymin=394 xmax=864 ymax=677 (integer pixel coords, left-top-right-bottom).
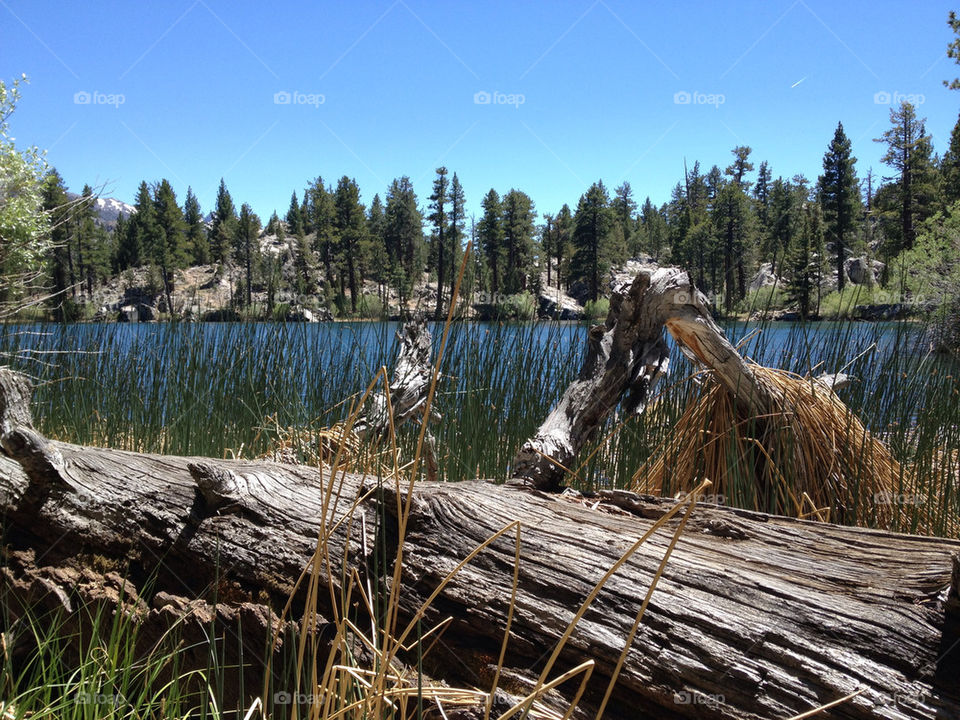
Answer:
xmin=1 ymin=374 xmax=958 ymax=719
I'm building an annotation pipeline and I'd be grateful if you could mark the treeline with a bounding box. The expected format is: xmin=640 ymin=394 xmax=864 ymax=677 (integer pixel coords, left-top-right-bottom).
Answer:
xmin=37 ymin=99 xmax=960 ymax=321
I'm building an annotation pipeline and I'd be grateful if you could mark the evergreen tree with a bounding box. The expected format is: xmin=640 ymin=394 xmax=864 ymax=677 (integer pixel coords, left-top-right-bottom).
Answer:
xmin=448 ymin=173 xmax=466 ymax=299
xmin=152 ymin=178 xmax=188 ymax=313
xmin=554 ymin=204 xmax=574 ymax=290
xmin=540 ymin=213 xmax=555 ymax=288
xmin=75 ymin=184 xmax=104 ymax=295
xmin=571 ymin=180 xmax=614 ymax=302
xmin=383 ymin=176 xmax=423 ymax=308
xmin=428 ymin=167 xmax=449 ymax=318
xmin=787 ymin=201 xmax=826 ymax=320
xmin=209 ymin=178 xmax=237 ymax=264
xmin=292 ymin=227 xmax=315 ymax=298
xmin=765 ymin=177 xmax=799 ymax=275
xmin=941 ymin=112 xmax=960 ymax=206
xmin=713 ymin=179 xmax=752 ymax=312
xmin=286 ymin=191 xmax=304 ymax=236
xmin=501 ymin=189 xmax=536 ymax=294
xmin=639 ymin=197 xmax=667 ymax=262
xmin=754 ymin=160 xmax=772 ymax=237
xmin=819 ymin=122 xmax=860 ymax=292
xmin=365 ymin=193 xmax=389 ymax=302
xmin=333 ymin=176 xmax=366 ymax=313
xmin=478 ymin=189 xmax=504 ymax=294
xmin=120 ymin=180 xmax=157 ymax=271
xmin=235 ymin=203 xmax=261 ymax=308
xmin=875 ymin=102 xmax=938 ymax=254
xmin=309 ymin=177 xmax=338 ymax=291
xmin=41 ymin=170 xmax=71 ymax=299
xmin=725 ymin=146 xmax=755 ymax=191
xmin=611 ymin=182 xmax=637 ymax=254
xmin=183 ymin=187 xmax=208 ymax=265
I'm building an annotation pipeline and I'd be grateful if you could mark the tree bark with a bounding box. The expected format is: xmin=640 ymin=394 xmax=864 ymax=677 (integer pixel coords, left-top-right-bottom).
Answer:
xmin=1 ymin=373 xmax=958 ymax=719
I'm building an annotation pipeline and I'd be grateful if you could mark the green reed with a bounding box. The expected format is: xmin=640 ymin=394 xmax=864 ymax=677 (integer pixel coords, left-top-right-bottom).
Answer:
xmin=0 ymin=315 xmax=956 ymax=535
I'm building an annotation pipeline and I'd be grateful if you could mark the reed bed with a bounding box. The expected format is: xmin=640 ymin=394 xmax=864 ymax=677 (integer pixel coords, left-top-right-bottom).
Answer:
xmin=0 ymin=311 xmax=957 ymax=536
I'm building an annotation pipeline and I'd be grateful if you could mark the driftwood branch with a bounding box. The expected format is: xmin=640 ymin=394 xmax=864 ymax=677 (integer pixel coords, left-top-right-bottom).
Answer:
xmin=1 ymin=370 xmax=958 ymax=719
xmin=352 ymin=316 xmax=439 ymax=478
xmin=510 ymin=268 xmax=854 ymax=491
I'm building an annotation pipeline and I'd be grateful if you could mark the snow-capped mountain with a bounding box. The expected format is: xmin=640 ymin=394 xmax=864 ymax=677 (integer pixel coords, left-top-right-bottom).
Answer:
xmin=64 ymin=193 xmax=136 ymax=230
xmin=94 ymin=197 xmax=136 ymax=228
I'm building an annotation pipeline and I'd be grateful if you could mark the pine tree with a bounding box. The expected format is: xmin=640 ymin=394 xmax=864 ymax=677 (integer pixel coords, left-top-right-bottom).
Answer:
xmin=501 ymin=189 xmax=536 ymax=294
xmin=183 ymin=187 xmax=208 ymax=265
xmin=428 ymin=167 xmax=449 ymax=318
xmin=941 ymin=112 xmax=960 ymax=206
xmin=152 ymin=179 xmax=188 ymax=313
xmin=713 ymin=179 xmax=751 ymax=312
xmin=333 ymin=176 xmax=366 ymax=313
xmin=309 ymin=178 xmax=338 ymax=292
xmin=553 ymin=204 xmax=574 ymax=290
xmin=365 ymin=193 xmax=389 ymax=302
xmin=41 ymin=170 xmax=71 ymax=298
xmin=235 ymin=203 xmax=261 ymax=308
xmin=725 ymin=146 xmax=755 ymax=191
xmin=209 ymin=179 xmax=237 ymax=265
xmin=478 ymin=190 xmax=504 ymax=294
xmin=639 ymin=197 xmax=667 ymax=262
xmin=448 ymin=173 xmax=466 ymax=299
xmin=787 ymin=201 xmax=826 ymax=320
xmin=120 ymin=181 xmax=157 ymax=271
xmin=875 ymin=102 xmax=937 ymax=253
xmin=611 ymin=182 xmax=637 ymax=254
xmin=286 ymin=191 xmax=304 ymax=236
xmin=819 ymin=122 xmax=860 ymax=292
xmin=541 ymin=213 xmax=555 ymax=287
xmin=75 ymin=184 xmax=102 ymax=295
xmin=383 ymin=176 xmax=423 ymax=308
xmin=571 ymin=180 xmax=614 ymax=302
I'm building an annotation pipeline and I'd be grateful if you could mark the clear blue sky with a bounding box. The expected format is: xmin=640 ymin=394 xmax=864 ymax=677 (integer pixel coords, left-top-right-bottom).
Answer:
xmin=3 ymin=0 xmax=958 ymax=224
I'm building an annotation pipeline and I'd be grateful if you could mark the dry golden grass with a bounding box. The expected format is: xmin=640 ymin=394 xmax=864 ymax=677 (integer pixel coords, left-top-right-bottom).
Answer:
xmin=631 ymin=365 xmax=913 ymax=529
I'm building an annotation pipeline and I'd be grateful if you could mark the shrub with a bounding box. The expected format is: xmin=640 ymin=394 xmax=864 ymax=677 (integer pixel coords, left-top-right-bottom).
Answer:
xmin=583 ymin=298 xmax=610 ymax=321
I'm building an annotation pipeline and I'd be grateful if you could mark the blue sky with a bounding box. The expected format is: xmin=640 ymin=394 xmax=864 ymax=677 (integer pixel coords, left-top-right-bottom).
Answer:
xmin=3 ymin=1 xmax=958 ymax=224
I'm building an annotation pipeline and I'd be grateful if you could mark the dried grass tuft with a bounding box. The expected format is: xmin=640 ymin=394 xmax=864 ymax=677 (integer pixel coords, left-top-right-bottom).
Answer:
xmin=631 ymin=365 xmax=919 ymax=529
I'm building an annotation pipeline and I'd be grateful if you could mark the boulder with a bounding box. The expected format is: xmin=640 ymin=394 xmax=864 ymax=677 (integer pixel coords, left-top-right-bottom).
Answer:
xmin=844 ymin=256 xmax=885 ymax=286
xmin=538 ymin=287 xmax=583 ymax=320
xmin=748 ymin=262 xmax=783 ymax=292
xmin=610 ymin=257 xmax=659 ymax=291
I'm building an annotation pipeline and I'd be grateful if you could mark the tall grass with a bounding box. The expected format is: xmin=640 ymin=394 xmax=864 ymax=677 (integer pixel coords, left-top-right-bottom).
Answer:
xmin=0 ymin=314 xmax=957 ymax=535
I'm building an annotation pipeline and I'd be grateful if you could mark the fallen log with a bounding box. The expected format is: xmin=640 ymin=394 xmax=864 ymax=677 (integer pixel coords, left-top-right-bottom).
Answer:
xmin=1 ymin=370 xmax=958 ymax=719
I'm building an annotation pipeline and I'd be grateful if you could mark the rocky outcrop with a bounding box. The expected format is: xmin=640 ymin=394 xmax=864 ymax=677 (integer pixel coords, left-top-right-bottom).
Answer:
xmin=845 ymin=256 xmax=885 ymax=286
xmin=749 ymin=262 xmax=783 ymax=292
xmin=538 ymin=285 xmax=583 ymax=320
